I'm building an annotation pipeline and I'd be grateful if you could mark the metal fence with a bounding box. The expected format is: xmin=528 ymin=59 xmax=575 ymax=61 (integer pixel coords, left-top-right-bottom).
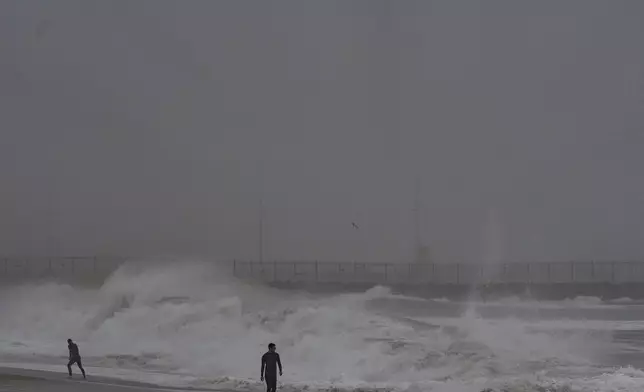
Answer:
xmin=0 ymin=256 xmax=124 ymax=279
xmin=232 ymin=260 xmax=644 ymax=284
xmin=2 ymin=257 xmax=644 ymax=284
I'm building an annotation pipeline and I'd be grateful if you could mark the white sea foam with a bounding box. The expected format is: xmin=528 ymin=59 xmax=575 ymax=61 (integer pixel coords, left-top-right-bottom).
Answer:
xmin=1 ymin=260 xmax=643 ymax=392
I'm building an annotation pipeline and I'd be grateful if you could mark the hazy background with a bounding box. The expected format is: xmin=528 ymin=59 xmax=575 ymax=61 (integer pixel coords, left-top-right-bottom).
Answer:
xmin=1 ymin=0 xmax=643 ymax=263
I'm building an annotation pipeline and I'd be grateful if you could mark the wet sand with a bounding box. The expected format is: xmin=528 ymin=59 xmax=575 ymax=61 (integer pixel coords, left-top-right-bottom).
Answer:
xmin=0 ymin=367 xmax=221 ymax=392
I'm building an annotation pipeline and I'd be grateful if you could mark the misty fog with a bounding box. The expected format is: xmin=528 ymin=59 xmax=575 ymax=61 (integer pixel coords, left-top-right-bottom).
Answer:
xmin=1 ymin=1 xmax=643 ymax=263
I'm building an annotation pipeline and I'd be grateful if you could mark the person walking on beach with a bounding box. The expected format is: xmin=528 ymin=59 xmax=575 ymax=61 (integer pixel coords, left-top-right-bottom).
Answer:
xmin=67 ymin=339 xmax=86 ymax=379
xmin=261 ymin=343 xmax=282 ymax=392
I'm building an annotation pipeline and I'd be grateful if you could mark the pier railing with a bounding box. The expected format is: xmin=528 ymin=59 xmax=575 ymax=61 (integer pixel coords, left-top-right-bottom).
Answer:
xmin=2 ymin=257 xmax=644 ymax=284
xmin=0 ymin=256 xmax=128 ymax=281
xmin=231 ymin=260 xmax=644 ymax=284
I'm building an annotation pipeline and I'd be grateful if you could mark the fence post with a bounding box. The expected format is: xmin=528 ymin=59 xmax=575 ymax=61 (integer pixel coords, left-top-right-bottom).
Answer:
xmin=93 ymin=256 xmax=97 ymax=273
xmin=3 ymin=258 xmax=7 ymax=274
xmin=431 ymin=262 xmax=435 ymax=283
xmin=456 ymin=263 xmax=460 ymax=284
xmin=547 ymin=262 xmax=551 ymax=283
xmin=591 ymin=261 xmax=595 ymax=281
xmin=274 ymin=261 xmax=278 ymax=282
xmin=71 ymin=258 xmax=75 ymax=275
xmin=315 ymin=261 xmax=318 ymax=282
xmin=570 ymin=261 xmax=574 ymax=282
xmin=384 ymin=263 xmax=388 ymax=282
xmin=611 ymin=261 xmax=616 ymax=283
xmin=233 ymin=259 xmax=237 ymax=277
xmin=526 ymin=263 xmax=531 ymax=284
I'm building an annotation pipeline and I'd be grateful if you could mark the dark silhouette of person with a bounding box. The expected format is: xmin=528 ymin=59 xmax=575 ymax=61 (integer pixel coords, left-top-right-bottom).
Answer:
xmin=67 ymin=339 xmax=86 ymax=379
xmin=260 ymin=343 xmax=282 ymax=392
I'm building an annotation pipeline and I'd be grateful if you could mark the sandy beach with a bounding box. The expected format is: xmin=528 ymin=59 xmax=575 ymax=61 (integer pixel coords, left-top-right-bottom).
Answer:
xmin=0 ymin=367 xmax=217 ymax=392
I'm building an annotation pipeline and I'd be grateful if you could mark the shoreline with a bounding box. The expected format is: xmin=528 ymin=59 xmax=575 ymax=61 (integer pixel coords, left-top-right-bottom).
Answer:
xmin=0 ymin=366 xmax=227 ymax=392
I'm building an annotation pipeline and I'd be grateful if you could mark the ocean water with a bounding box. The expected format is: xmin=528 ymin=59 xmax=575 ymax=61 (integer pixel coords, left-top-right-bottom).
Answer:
xmin=1 ymin=260 xmax=644 ymax=392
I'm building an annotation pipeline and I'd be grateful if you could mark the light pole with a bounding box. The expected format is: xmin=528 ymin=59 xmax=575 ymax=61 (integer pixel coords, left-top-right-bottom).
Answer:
xmin=258 ymin=195 xmax=264 ymax=263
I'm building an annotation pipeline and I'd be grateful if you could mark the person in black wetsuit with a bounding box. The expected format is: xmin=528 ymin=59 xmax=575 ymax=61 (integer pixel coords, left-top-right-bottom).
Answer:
xmin=67 ymin=339 xmax=86 ymax=379
xmin=260 ymin=343 xmax=282 ymax=392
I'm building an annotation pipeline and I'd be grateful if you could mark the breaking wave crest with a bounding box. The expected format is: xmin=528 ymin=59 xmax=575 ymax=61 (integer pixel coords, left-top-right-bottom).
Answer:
xmin=0 ymin=259 xmax=642 ymax=392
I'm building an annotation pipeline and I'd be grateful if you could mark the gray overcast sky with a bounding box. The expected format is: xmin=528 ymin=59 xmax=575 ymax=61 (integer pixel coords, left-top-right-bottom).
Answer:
xmin=1 ymin=1 xmax=643 ymax=263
